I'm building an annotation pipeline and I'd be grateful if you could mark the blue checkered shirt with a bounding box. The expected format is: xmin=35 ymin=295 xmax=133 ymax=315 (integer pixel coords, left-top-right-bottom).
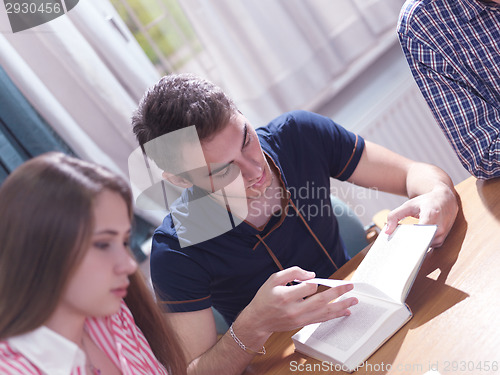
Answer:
xmin=398 ymin=0 xmax=500 ymax=179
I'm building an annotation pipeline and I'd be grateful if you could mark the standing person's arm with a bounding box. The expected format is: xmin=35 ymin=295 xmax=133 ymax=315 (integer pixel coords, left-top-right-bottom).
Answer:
xmin=398 ymin=24 xmax=500 ymax=178
xmin=348 ymin=141 xmax=458 ymax=247
xmin=169 ymin=267 xmax=357 ymax=375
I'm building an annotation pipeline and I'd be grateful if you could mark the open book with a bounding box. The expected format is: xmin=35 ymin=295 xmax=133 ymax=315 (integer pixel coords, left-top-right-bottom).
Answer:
xmin=292 ymin=224 xmax=437 ymax=372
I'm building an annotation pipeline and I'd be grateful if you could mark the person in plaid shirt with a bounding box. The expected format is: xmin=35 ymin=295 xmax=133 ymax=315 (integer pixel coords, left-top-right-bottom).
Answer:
xmin=398 ymin=0 xmax=500 ymax=179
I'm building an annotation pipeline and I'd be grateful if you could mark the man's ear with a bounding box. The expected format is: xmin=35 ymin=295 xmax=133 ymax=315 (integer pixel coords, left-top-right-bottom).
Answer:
xmin=162 ymin=171 xmax=193 ymax=188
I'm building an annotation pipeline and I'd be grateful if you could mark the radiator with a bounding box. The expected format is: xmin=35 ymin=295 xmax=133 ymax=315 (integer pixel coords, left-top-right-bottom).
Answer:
xmin=330 ymin=79 xmax=470 ymax=226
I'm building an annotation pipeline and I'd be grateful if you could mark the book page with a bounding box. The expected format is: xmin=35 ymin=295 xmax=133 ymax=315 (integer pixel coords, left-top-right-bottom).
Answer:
xmin=303 ymin=278 xmax=392 ymax=301
xmin=294 ymin=294 xmax=404 ymax=364
xmin=310 ymin=298 xmax=389 ymax=352
xmin=351 ymin=225 xmax=436 ymax=303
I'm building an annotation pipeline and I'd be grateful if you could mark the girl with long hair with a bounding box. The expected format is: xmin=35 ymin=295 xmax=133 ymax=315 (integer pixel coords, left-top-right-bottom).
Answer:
xmin=0 ymin=152 xmax=186 ymax=375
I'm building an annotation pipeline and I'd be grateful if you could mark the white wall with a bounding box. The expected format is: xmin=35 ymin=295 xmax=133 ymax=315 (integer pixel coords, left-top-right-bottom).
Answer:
xmin=314 ymin=40 xmax=469 ymax=225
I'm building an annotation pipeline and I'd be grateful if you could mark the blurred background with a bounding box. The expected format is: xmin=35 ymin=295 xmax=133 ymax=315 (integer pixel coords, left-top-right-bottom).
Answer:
xmin=0 ymin=0 xmax=469 ymax=260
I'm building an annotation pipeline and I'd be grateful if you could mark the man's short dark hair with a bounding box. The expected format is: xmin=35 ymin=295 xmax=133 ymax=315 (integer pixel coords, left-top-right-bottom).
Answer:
xmin=132 ymin=73 xmax=238 ymax=172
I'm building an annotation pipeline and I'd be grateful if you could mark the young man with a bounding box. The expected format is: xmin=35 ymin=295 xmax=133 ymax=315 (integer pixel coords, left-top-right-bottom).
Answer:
xmin=398 ymin=0 xmax=500 ymax=179
xmin=132 ymin=73 xmax=458 ymax=375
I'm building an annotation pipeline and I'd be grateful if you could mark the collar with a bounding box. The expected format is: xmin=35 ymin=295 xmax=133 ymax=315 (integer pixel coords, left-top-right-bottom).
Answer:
xmin=162 ymin=141 xmax=291 ymax=243
xmin=8 ymin=326 xmax=86 ymax=375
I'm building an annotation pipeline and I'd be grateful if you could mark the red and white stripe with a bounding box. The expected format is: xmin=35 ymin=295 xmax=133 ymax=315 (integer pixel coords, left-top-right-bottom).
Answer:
xmin=0 ymin=301 xmax=168 ymax=375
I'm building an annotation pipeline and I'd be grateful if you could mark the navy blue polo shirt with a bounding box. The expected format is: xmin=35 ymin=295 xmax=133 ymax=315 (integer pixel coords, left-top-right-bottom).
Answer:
xmin=151 ymin=110 xmax=365 ymax=324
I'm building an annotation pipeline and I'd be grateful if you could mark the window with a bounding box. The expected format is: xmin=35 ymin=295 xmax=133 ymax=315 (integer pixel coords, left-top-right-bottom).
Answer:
xmin=109 ymin=0 xmax=404 ymax=124
xmin=109 ymin=0 xmax=206 ymax=75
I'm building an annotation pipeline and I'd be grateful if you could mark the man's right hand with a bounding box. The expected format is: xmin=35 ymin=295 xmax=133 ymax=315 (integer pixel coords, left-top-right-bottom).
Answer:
xmin=237 ymin=266 xmax=358 ymax=339
xmin=172 ymin=266 xmax=358 ymax=375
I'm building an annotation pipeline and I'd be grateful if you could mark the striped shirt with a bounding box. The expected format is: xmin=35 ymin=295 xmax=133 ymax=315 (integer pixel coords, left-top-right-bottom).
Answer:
xmin=398 ymin=0 xmax=500 ymax=179
xmin=0 ymin=301 xmax=168 ymax=375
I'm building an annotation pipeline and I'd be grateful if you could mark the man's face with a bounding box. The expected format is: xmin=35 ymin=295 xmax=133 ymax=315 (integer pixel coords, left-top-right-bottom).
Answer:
xmin=182 ymin=112 xmax=273 ymax=200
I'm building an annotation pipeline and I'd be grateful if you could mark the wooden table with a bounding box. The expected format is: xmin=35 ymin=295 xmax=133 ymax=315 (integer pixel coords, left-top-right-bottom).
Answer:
xmin=244 ymin=176 xmax=500 ymax=375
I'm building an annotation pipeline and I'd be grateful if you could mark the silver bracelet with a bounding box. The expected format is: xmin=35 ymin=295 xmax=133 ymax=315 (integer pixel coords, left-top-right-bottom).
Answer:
xmin=229 ymin=324 xmax=266 ymax=355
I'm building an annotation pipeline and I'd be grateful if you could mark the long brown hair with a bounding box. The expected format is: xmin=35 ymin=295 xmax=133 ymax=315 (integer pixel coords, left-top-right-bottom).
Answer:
xmin=0 ymin=152 xmax=186 ymax=375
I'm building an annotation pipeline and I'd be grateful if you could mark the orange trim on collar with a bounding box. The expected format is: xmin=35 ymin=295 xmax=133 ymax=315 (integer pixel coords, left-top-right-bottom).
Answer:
xmin=289 ymin=199 xmax=338 ymax=271
xmin=255 ymin=235 xmax=285 ymax=271
xmin=251 ymin=194 xmax=290 ymax=250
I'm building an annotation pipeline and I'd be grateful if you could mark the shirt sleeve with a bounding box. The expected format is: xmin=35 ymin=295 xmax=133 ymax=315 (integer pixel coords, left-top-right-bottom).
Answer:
xmin=150 ymin=231 xmax=212 ymax=313
xmin=272 ymin=110 xmax=365 ymax=181
xmin=398 ymin=20 xmax=500 ymax=178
